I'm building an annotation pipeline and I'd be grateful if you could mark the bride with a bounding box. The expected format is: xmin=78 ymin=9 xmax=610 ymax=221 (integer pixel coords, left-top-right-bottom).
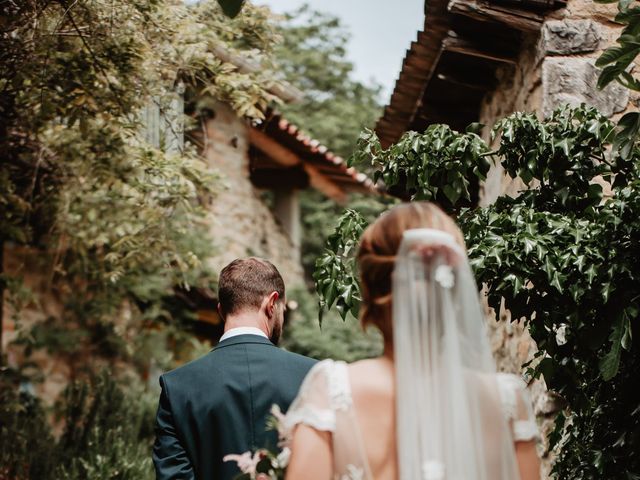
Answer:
xmin=284 ymin=202 xmax=540 ymax=480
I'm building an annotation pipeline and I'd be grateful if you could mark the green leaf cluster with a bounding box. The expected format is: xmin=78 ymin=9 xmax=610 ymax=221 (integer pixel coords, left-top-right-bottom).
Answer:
xmin=282 ymin=287 xmax=383 ymax=363
xmin=313 ymin=2 xmax=640 ymax=476
xmin=313 ymin=209 xmax=368 ymax=323
xmin=273 ymin=5 xmax=385 ymax=290
xmin=318 ymin=103 xmax=640 ymax=478
xmin=273 ymin=6 xmax=388 ymax=359
xmin=594 ymin=0 xmax=640 ymax=92
xmin=351 ymin=124 xmax=490 ymax=207
xmin=0 ymin=367 xmax=156 ymax=479
xmin=0 ymin=1 xmax=284 ymax=471
xmin=274 ymin=6 xmax=383 ymax=159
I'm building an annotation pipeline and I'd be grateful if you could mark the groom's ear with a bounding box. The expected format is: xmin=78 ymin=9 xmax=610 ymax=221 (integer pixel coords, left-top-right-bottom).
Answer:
xmin=217 ymin=302 xmax=224 ymax=321
xmin=265 ymin=291 xmax=279 ymax=318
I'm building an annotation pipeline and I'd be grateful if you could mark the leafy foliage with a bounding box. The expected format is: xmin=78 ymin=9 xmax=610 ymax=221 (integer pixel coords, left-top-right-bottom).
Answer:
xmin=1 ymin=0 xmax=282 ymax=366
xmin=313 ymin=12 xmax=640 ymax=477
xmin=593 ymin=0 xmax=640 ymax=161
xmin=217 ymin=0 xmax=246 ymax=18
xmin=0 ymin=1 xmax=282 ymax=474
xmin=274 ymin=7 xmax=384 ymax=288
xmin=283 ymin=288 xmax=383 ymax=364
xmin=351 ymin=124 xmax=490 ymax=206
xmin=0 ymin=368 xmax=55 ymax=479
xmin=594 ymin=0 xmax=640 ymax=92
xmin=0 ymin=368 xmax=156 ymax=479
xmin=313 ymin=210 xmax=368 ymax=323
xmin=271 ymin=5 xmax=386 ymax=357
xmin=317 ymin=102 xmax=640 ymax=478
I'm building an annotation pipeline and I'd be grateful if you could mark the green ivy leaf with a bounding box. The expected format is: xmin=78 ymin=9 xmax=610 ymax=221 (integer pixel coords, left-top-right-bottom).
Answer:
xmin=599 ymin=312 xmax=626 ymax=380
xmin=443 ymin=184 xmax=461 ymax=205
xmin=621 ymin=312 xmax=633 ymax=351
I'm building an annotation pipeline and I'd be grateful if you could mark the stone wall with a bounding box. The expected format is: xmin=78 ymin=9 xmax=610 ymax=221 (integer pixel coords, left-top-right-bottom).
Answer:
xmin=476 ymin=1 xmax=636 ymax=476
xmin=1 ymin=246 xmax=139 ymax=409
xmin=201 ymin=102 xmax=304 ymax=289
xmin=480 ymin=1 xmax=635 ymax=205
xmin=2 ymin=247 xmax=71 ymax=405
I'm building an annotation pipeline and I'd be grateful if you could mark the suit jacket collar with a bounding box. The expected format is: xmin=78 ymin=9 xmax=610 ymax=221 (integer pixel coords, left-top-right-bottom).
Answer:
xmin=213 ymin=334 xmax=275 ymax=351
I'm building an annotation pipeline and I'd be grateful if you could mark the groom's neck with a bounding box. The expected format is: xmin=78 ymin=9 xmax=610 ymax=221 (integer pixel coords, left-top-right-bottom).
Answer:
xmin=224 ymin=312 xmax=270 ymax=337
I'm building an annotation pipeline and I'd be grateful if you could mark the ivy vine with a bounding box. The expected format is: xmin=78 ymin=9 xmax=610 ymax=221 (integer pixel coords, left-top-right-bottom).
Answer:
xmin=316 ymin=53 xmax=640 ymax=479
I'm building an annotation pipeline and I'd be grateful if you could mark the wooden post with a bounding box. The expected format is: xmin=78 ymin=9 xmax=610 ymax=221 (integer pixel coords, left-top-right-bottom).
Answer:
xmin=273 ymin=189 xmax=301 ymax=263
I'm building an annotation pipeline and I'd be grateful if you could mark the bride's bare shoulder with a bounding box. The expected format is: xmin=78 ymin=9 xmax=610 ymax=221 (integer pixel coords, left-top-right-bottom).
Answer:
xmin=347 ymin=356 xmax=391 ymax=371
xmin=347 ymin=357 xmax=395 ymax=393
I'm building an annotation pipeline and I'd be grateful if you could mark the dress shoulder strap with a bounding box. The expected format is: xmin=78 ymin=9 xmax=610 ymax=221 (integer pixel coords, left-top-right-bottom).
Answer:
xmin=282 ymin=359 xmax=353 ymax=437
xmin=325 ymin=360 xmax=353 ymax=412
xmin=496 ymin=372 xmax=539 ymax=442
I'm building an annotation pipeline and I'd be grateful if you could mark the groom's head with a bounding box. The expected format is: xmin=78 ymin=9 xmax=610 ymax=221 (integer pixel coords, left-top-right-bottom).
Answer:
xmin=217 ymin=257 xmax=286 ymax=344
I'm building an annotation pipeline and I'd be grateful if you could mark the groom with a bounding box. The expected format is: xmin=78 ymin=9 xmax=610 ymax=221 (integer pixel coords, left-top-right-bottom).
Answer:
xmin=153 ymin=257 xmax=316 ymax=480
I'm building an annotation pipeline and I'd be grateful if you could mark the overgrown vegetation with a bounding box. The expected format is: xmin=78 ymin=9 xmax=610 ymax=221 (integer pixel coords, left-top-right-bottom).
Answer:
xmin=1 ymin=0 xmax=282 ymax=372
xmin=283 ymin=287 xmax=382 ymax=362
xmin=275 ymin=6 xmax=383 ymax=160
xmin=0 ymin=369 xmax=156 ymax=479
xmin=314 ymin=2 xmax=640 ymax=477
xmin=1 ymin=0 xmax=282 ymax=476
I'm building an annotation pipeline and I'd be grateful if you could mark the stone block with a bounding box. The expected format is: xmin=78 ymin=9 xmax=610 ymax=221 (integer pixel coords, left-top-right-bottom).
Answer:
xmin=542 ymin=57 xmax=629 ymax=117
xmin=542 ymin=19 xmax=600 ymax=54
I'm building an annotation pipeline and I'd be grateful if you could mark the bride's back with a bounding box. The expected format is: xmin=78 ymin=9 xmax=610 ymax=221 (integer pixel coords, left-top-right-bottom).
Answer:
xmin=347 ymin=357 xmax=397 ymax=480
xmin=346 ymin=358 xmax=529 ymax=480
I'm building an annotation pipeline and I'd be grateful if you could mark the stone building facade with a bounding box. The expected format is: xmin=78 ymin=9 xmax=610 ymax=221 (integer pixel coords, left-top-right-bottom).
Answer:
xmin=375 ymin=0 xmax=636 ymax=476
xmin=201 ymin=102 xmax=304 ymax=288
xmin=196 ymin=101 xmax=373 ymax=325
xmin=479 ymin=6 xmax=635 ymax=476
xmin=1 ymin=94 xmax=372 ymax=404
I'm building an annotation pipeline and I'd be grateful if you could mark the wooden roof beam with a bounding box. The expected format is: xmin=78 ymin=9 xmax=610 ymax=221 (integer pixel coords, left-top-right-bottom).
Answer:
xmin=443 ymin=33 xmax=517 ymax=64
xmin=448 ymin=0 xmax=544 ymax=32
xmin=305 ymin=163 xmax=347 ymax=204
xmin=436 ymin=72 xmax=492 ymax=91
xmin=436 ymin=62 xmax=497 ymax=89
xmin=249 ymin=127 xmax=347 ymax=202
xmin=248 ymin=128 xmax=299 ymax=167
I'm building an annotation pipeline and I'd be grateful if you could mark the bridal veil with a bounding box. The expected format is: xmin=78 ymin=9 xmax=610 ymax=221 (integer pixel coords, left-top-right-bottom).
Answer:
xmin=393 ymin=228 xmax=524 ymax=480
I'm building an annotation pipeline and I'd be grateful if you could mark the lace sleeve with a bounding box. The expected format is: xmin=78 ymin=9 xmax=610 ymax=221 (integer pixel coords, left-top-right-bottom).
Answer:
xmin=282 ymin=360 xmax=337 ymax=442
xmin=497 ymin=373 xmax=539 ymax=442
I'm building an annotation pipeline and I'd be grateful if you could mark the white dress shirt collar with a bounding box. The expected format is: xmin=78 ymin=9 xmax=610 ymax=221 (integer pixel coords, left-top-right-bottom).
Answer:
xmin=219 ymin=326 xmax=268 ymax=343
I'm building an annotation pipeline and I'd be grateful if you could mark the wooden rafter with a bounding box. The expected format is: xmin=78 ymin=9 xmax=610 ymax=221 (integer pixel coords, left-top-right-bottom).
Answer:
xmin=443 ymin=34 xmax=517 ymax=64
xmin=248 ymin=128 xmax=298 ymax=167
xmin=248 ymin=127 xmax=347 ymax=202
xmin=436 ymin=72 xmax=490 ymax=91
xmin=448 ymin=0 xmax=544 ymax=32
xmin=305 ymin=163 xmax=347 ymax=204
xmin=436 ymin=61 xmax=497 ymax=90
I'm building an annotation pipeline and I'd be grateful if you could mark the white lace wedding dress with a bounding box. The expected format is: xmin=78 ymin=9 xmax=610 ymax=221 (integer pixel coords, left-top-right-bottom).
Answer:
xmin=283 ymin=359 xmax=538 ymax=480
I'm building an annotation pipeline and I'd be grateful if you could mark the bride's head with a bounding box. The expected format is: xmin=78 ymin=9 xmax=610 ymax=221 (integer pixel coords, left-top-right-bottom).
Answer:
xmin=357 ymin=202 xmax=465 ymax=343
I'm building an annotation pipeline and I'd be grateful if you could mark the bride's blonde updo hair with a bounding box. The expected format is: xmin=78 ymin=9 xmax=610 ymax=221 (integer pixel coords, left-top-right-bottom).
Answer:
xmin=357 ymin=202 xmax=465 ymax=342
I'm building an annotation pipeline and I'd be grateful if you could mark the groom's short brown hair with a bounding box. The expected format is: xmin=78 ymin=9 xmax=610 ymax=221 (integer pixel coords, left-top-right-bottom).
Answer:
xmin=217 ymin=257 xmax=285 ymax=319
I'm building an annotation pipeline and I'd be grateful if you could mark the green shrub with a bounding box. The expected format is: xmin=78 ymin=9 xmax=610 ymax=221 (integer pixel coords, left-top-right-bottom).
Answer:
xmin=0 ymin=368 xmax=156 ymax=480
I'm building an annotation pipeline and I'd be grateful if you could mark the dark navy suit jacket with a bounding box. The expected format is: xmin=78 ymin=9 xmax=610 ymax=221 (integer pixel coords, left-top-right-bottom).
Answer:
xmin=152 ymin=334 xmax=316 ymax=480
